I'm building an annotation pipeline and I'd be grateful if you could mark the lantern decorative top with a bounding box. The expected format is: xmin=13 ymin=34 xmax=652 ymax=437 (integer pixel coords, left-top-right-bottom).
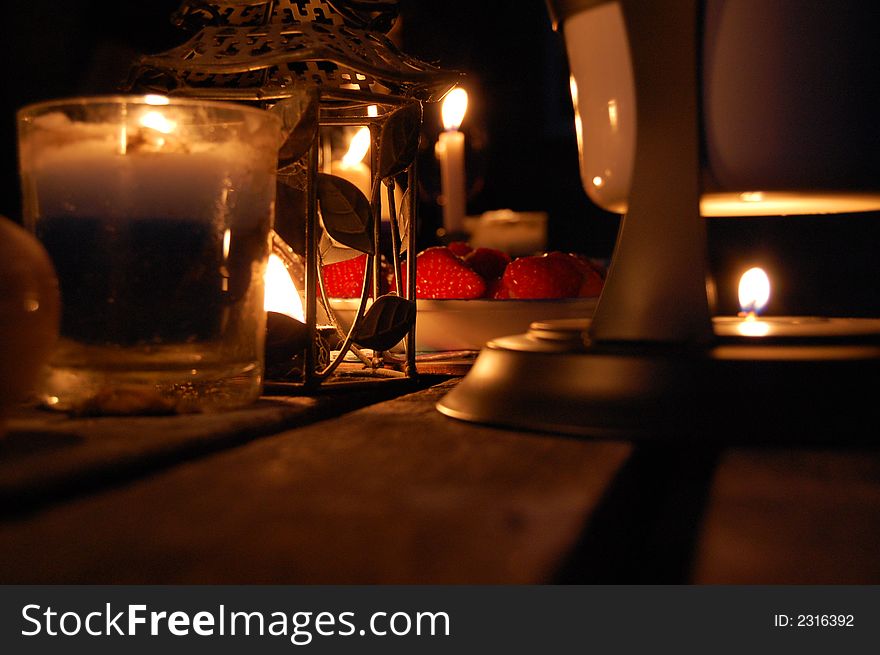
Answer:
xmin=126 ymin=0 xmax=459 ymax=104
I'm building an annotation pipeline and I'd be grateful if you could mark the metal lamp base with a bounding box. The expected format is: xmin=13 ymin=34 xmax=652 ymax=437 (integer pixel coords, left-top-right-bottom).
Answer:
xmin=436 ymin=319 xmax=880 ymax=444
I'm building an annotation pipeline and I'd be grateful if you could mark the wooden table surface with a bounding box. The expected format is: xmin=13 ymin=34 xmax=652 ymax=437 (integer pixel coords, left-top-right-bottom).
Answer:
xmin=1 ymin=376 xmax=878 ymax=584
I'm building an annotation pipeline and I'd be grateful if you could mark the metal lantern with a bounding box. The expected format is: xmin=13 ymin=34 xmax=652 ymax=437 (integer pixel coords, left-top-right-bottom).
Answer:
xmin=126 ymin=0 xmax=460 ymax=390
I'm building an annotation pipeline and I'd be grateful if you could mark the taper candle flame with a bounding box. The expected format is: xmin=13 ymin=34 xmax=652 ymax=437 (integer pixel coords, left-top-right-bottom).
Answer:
xmin=342 ymin=127 xmax=371 ymax=168
xmin=441 ymin=87 xmax=468 ymax=131
xmin=438 ymin=87 xmax=468 ymax=234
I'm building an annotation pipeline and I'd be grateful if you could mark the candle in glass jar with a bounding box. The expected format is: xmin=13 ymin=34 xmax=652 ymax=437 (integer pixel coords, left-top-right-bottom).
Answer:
xmin=25 ymin=103 xmax=276 ymax=346
xmin=436 ymin=88 xmax=468 ymax=235
xmin=17 ymin=95 xmax=281 ymax=413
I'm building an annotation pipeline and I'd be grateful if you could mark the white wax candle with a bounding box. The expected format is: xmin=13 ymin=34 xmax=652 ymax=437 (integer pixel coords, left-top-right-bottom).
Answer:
xmin=28 ymin=111 xmax=275 ymax=229
xmin=331 ymin=158 xmax=372 ymax=200
xmin=714 ymin=316 xmax=880 ymax=338
xmin=437 ymin=130 xmax=466 ymax=234
xmin=331 ymin=125 xmax=403 ymax=221
xmin=331 ymin=126 xmax=372 ymax=198
xmin=437 ymin=88 xmax=469 ymax=235
xmin=330 ymin=158 xmax=402 ymax=221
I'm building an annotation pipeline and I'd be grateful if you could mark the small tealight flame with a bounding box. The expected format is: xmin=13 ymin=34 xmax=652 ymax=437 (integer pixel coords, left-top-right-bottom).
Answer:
xmin=139 ymin=110 xmax=176 ymax=134
xmin=738 ymin=267 xmax=771 ymax=315
xmin=341 ymin=127 xmax=371 ymax=168
xmin=144 ymin=94 xmax=171 ymax=106
xmin=264 ymin=254 xmax=305 ymax=322
xmin=441 ymin=87 xmax=468 ymax=131
xmin=737 ymin=318 xmax=771 ymax=337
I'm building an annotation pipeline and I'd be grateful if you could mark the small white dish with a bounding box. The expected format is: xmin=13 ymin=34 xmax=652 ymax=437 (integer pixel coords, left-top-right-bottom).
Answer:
xmin=329 ymin=297 xmax=598 ymax=352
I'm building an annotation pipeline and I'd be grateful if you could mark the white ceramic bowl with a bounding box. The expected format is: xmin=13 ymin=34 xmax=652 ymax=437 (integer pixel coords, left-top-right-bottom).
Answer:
xmin=329 ymin=297 xmax=598 ymax=352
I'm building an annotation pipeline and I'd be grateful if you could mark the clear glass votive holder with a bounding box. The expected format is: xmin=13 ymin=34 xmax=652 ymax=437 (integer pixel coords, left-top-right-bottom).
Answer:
xmin=17 ymin=95 xmax=281 ymax=414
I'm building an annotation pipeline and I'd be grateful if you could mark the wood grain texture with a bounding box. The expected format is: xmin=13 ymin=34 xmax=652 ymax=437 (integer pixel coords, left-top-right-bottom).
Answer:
xmin=0 ymin=381 xmax=631 ymax=584
xmin=692 ymin=448 xmax=880 ymax=583
xmin=0 ymin=377 xmax=425 ymax=515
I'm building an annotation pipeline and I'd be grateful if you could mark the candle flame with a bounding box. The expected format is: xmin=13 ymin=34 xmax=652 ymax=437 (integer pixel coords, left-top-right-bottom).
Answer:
xmin=222 ymin=228 xmax=232 ymax=260
xmin=341 ymin=127 xmax=371 ymax=168
xmin=139 ymin=110 xmax=176 ymax=134
xmin=736 ymin=316 xmax=771 ymax=337
xmin=738 ymin=267 xmax=771 ymax=315
xmin=441 ymin=88 xmax=468 ymax=131
xmin=264 ymin=254 xmax=305 ymax=322
xmin=144 ymin=94 xmax=170 ymax=106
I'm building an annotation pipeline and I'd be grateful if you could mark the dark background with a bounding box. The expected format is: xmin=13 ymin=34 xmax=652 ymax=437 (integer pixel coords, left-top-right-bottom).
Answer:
xmin=2 ymin=0 xmax=878 ymax=316
xmin=0 ymin=0 xmax=618 ymax=255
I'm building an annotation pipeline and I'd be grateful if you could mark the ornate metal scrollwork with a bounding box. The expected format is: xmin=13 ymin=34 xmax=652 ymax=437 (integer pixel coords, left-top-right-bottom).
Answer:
xmin=128 ymin=0 xmax=457 ymax=103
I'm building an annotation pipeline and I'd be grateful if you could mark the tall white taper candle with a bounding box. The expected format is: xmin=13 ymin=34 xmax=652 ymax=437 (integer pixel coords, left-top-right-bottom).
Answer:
xmin=436 ymin=88 xmax=468 ymax=235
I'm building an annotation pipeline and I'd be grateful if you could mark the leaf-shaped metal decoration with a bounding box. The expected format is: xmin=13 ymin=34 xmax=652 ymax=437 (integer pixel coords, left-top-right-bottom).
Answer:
xmin=317 ymin=173 xmax=375 ymax=254
xmin=352 ymin=294 xmax=416 ymax=351
xmin=318 ymin=232 xmax=368 ymax=265
xmin=271 ymin=87 xmax=319 ymax=168
xmin=378 ymin=102 xmax=423 ymax=180
xmin=396 ymin=186 xmax=412 ymax=253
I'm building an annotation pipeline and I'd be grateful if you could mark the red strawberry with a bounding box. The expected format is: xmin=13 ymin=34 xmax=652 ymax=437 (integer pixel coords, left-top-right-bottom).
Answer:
xmin=323 ymin=255 xmax=400 ymax=297
xmin=584 ymin=257 xmax=607 ymax=278
xmin=501 ymin=252 xmax=583 ymax=299
xmin=447 ymin=241 xmax=473 ymax=257
xmin=322 ymin=254 xmax=367 ymax=298
xmin=415 ymin=246 xmax=486 ymax=299
xmin=464 ymin=247 xmax=511 ymax=281
xmin=484 ymin=277 xmax=510 ymax=299
xmin=577 ymin=268 xmax=604 ymax=297
xmin=547 ymin=252 xmax=604 ymax=297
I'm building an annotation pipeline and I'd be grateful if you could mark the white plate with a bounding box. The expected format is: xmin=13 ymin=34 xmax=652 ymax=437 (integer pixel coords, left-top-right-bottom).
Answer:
xmin=329 ymin=297 xmax=598 ymax=352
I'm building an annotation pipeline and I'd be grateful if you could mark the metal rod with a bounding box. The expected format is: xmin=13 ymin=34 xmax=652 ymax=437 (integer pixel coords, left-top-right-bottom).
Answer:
xmin=406 ymin=156 xmax=418 ymax=378
xmin=369 ymin=123 xmax=382 ymax=301
xmin=315 ymin=254 xmax=374 ymax=380
xmin=303 ymin=135 xmax=320 ymax=387
xmin=319 ymin=116 xmax=387 ymax=126
xmin=386 ymin=178 xmax=402 ymax=292
xmin=369 ymin=122 xmax=384 ymax=367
